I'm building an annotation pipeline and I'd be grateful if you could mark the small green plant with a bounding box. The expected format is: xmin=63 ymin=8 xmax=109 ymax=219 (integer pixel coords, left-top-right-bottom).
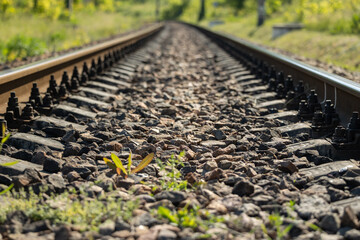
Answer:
xmin=261 ymin=213 xmax=292 ymax=240
xmin=103 ymin=151 xmax=154 ymax=178
xmin=285 ymin=200 xmax=296 ymax=220
xmin=155 ymin=152 xmax=188 ymax=191
xmin=157 ymin=205 xmax=224 ymax=230
xmin=288 ymin=200 xmax=295 ymax=211
xmin=285 ymin=200 xmax=321 ymax=233
xmin=0 ymin=125 xmax=17 ymax=195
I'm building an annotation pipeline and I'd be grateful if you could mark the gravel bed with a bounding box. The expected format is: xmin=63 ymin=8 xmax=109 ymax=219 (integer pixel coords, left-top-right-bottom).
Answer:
xmin=0 ymin=23 xmax=359 ymax=240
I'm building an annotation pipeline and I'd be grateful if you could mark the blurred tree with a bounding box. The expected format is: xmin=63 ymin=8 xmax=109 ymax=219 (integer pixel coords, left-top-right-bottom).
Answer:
xmin=93 ymin=0 xmax=114 ymax=11
xmin=224 ymin=0 xmax=246 ymax=16
xmin=197 ymin=0 xmax=205 ymax=22
xmin=65 ymin=0 xmax=72 ymax=11
xmin=161 ymin=0 xmax=189 ymax=20
xmin=257 ymin=0 xmax=265 ymax=26
xmin=0 ymin=0 xmax=12 ymax=14
xmin=156 ymin=0 xmax=160 ymax=19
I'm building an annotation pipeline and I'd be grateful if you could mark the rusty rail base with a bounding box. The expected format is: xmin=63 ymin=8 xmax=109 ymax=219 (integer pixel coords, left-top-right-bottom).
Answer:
xmin=187 ymin=22 xmax=360 ymax=124
xmin=0 ymin=23 xmax=164 ymax=114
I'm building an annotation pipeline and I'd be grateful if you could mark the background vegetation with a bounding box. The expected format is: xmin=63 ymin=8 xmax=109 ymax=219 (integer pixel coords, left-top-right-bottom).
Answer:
xmin=0 ymin=0 xmax=157 ymax=64
xmin=176 ymin=0 xmax=360 ymax=35
xmin=178 ymin=0 xmax=360 ymax=72
xmin=1 ymin=0 xmax=360 ymax=72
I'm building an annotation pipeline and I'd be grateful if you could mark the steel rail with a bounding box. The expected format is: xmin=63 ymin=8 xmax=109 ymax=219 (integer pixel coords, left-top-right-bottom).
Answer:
xmin=189 ymin=23 xmax=360 ymax=123
xmin=0 ymin=23 xmax=164 ymax=113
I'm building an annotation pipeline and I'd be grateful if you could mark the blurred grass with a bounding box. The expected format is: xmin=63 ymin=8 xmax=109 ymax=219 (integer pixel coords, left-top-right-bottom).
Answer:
xmin=205 ymin=13 xmax=360 ymax=72
xmin=178 ymin=0 xmax=360 ymax=72
xmin=0 ymin=1 xmax=156 ymax=63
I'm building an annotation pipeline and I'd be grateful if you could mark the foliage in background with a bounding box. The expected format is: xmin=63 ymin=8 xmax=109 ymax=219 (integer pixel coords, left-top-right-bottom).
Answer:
xmin=1 ymin=35 xmax=46 ymax=62
xmin=1 ymin=0 xmax=360 ymax=71
xmin=161 ymin=0 xmax=189 ymax=20
xmin=175 ymin=0 xmax=360 ymax=35
xmin=0 ymin=0 xmax=157 ymax=64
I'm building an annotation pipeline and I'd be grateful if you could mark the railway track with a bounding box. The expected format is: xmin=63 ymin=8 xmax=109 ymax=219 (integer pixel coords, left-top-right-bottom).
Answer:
xmin=0 ymin=22 xmax=359 ymax=239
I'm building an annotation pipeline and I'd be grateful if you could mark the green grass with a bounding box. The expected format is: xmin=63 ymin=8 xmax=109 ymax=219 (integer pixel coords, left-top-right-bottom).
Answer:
xmin=0 ymin=1 xmax=157 ymax=63
xmin=176 ymin=0 xmax=360 ymax=73
xmin=156 ymin=205 xmax=224 ymax=230
xmin=0 ymin=187 xmax=139 ymax=232
xmin=207 ymin=14 xmax=360 ymax=72
xmin=154 ymin=152 xmax=189 ymax=192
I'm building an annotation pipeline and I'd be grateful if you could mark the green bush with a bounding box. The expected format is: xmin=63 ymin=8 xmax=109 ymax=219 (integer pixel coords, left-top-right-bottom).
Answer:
xmin=161 ymin=0 xmax=189 ymax=20
xmin=351 ymin=13 xmax=360 ymax=34
xmin=4 ymin=35 xmax=46 ymax=61
xmin=0 ymin=187 xmax=139 ymax=231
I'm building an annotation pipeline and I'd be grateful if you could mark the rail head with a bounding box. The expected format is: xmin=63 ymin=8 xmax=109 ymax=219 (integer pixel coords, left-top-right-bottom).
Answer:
xmin=0 ymin=23 xmax=164 ymax=115
xmin=188 ymin=23 xmax=360 ymax=99
xmin=0 ymin=23 xmax=164 ymax=85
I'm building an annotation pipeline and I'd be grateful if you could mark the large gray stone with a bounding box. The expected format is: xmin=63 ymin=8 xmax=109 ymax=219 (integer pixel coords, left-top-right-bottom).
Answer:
xmin=34 ymin=116 xmax=86 ymax=132
xmin=257 ymin=99 xmax=285 ymax=109
xmin=53 ymin=104 xmax=96 ymax=118
xmin=154 ymin=191 xmax=187 ymax=204
xmin=276 ymin=122 xmax=311 ymax=136
xmin=80 ymin=87 xmax=116 ymax=99
xmin=68 ymin=95 xmax=110 ymax=107
xmin=9 ymin=133 xmax=64 ymax=151
xmin=299 ymin=160 xmax=358 ymax=179
xmin=287 ymin=139 xmax=334 ymax=157
xmin=0 ymin=155 xmax=44 ymax=176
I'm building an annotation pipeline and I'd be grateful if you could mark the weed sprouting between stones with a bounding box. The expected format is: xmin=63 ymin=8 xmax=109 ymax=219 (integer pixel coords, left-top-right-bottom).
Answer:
xmin=154 ymin=151 xmax=190 ymax=191
xmin=156 ymin=204 xmax=224 ymax=231
xmin=103 ymin=151 xmax=154 ymax=178
xmin=260 ymin=200 xmax=322 ymax=240
xmin=261 ymin=212 xmax=293 ymax=240
xmin=0 ymin=129 xmax=18 ymax=195
xmin=0 ymin=185 xmax=139 ymax=232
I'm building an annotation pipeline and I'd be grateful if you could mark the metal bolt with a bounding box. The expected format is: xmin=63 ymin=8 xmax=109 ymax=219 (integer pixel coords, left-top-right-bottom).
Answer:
xmin=42 ymin=93 xmax=53 ymax=108
xmin=312 ymin=111 xmax=325 ymax=127
xmin=307 ymin=89 xmax=321 ymax=113
xmin=284 ymin=75 xmax=294 ymax=92
xmin=277 ymin=71 xmax=284 ymax=85
xmin=21 ymin=103 xmax=34 ymax=120
xmin=29 ymin=83 xmax=43 ymax=107
xmin=348 ymin=112 xmax=360 ymax=130
xmin=48 ymin=75 xmax=58 ymax=98
xmin=59 ymin=84 xmax=67 ymax=98
xmin=97 ymin=56 xmax=103 ymax=74
xmin=61 ymin=71 xmax=71 ymax=90
xmin=82 ymin=62 xmax=89 ymax=76
xmin=80 ymin=72 xmax=88 ymax=85
xmin=6 ymin=92 xmax=21 ymax=119
xmin=72 ymin=66 xmax=80 ymax=82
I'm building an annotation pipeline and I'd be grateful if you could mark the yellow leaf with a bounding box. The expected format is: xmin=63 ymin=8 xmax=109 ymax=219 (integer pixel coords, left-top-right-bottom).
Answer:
xmin=131 ymin=153 xmax=154 ymax=174
xmin=127 ymin=150 xmax=132 ymax=174
xmin=103 ymin=157 xmax=117 ymax=171
xmin=111 ymin=153 xmax=127 ymax=175
xmin=0 ymin=160 xmax=19 ymax=167
xmin=1 ymin=133 xmax=10 ymax=144
xmin=0 ymin=183 xmax=13 ymax=195
xmin=2 ymin=122 xmax=5 ymax=138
